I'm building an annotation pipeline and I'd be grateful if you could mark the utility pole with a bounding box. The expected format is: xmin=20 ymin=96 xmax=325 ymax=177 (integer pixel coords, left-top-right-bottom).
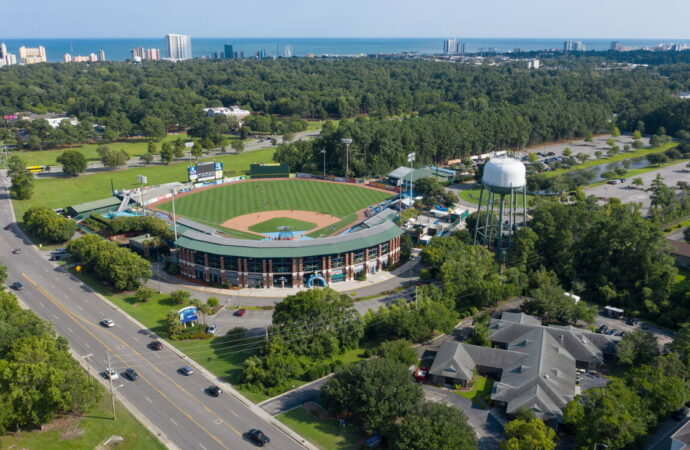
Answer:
xmin=321 ymin=149 xmax=326 ymax=177
xmin=341 ymin=138 xmax=352 ymax=179
xmin=107 ymin=351 xmax=116 ymax=420
xmin=137 ymin=175 xmax=147 ymax=216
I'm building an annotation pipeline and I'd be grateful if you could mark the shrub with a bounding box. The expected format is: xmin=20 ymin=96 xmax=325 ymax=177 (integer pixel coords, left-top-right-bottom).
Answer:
xmin=135 ymin=286 xmax=155 ymax=303
xmin=207 ymin=297 xmax=220 ymax=308
xmin=169 ymin=289 xmax=191 ymax=305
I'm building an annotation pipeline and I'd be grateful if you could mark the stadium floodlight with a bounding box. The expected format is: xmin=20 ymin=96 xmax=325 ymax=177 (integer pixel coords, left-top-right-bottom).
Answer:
xmin=320 ymin=149 xmax=327 ymax=177
xmin=341 ymin=138 xmax=353 ymax=177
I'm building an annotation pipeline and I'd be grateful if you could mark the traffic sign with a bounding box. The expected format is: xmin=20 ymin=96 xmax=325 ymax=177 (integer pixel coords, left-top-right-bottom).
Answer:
xmin=178 ymin=306 xmax=198 ymax=324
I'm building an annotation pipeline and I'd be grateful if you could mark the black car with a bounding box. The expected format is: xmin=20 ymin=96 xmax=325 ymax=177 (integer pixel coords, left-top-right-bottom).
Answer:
xmin=673 ymin=407 xmax=689 ymax=420
xmin=207 ymin=385 xmax=222 ymax=397
xmin=626 ymin=318 xmax=639 ymax=326
xmin=248 ymin=429 xmax=270 ymax=447
xmin=12 ymin=248 xmax=21 ymax=254
xmin=149 ymin=340 xmax=163 ymax=351
xmin=10 ymin=281 xmax=23 ymax=290
xmin=125 ymin=368 xmax=139 ymax=381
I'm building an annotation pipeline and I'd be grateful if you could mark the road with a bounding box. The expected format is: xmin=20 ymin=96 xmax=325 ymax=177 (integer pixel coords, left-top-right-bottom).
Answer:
xmin=40 ymin=131 xmax=320 ymax=176
xmin=0 ymin=171 xmax=308 ymax=450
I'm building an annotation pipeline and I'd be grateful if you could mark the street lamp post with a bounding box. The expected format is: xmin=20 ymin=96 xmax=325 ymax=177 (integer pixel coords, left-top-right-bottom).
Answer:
xmin=341 ymin=138 xmax=352 ymax=178
xmin=321 ymin=149 xmax=326 ymax=177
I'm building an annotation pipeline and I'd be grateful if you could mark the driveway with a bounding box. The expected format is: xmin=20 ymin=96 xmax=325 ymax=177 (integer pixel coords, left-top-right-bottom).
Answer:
xmin=259 ymin=377 xmax=332 ymax=416
xmin=423 ymin=385 xmax=503 ymax=450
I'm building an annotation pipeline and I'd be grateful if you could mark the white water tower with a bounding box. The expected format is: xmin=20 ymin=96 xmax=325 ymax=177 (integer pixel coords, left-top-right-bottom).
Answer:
xmin=472 ymin=157 xmax=527 ymax=259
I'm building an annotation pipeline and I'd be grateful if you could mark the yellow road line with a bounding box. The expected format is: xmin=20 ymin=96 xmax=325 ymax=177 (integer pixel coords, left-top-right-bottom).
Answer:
xmin=22 ymin=273 xmax=237 ymax=449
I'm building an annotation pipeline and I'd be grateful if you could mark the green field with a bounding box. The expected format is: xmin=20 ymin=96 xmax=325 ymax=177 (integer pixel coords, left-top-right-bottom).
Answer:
xmin=0 ymin=395 xmax=165 ymax=450
xmin=12 ymin=147 xmax=277 ymax=222
xmin=157 ymin=180 xmax=392 ymax=234
xmin=8 ymin=134 xmax=195 ymax=166
xmin=248 ymin=217 xmax=317 ymax=233
xmin=277 ymin=405 xmax=365 ymax=450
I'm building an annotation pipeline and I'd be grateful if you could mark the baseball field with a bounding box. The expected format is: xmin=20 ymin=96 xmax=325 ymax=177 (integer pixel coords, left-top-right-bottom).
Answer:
xmin=155 ymin=179 xmax=393 ymax=239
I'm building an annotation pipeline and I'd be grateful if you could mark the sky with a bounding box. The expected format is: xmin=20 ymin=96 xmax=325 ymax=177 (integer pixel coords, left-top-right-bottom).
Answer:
xmin=3 ymin=0 xmax=690 ymax=39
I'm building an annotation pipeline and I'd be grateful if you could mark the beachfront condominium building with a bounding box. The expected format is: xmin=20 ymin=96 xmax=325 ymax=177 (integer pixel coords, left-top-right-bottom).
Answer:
xmin=563 ymin=40 xmax=585 ymax=52
xmin=165 ymin=34 xmax=192 ymax=60
xmin=146 ymin=48 xmax=161 ymax=61
xmin=19 ymin=45 xmax=47 ymax=64
xmin=443 ymin=38 xmax=457 ymax=54
xmin=224 ymin=44 xmax=234 ymax=59
xmin=0 ymin=42 xmax=17 ymax=67
xmin=98 ymin=49 xmax=106 ymax=62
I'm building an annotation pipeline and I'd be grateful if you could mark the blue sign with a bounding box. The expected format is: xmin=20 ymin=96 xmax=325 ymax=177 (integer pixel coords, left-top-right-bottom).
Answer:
xmin=178 ymin=306 xmax=198 ymax=324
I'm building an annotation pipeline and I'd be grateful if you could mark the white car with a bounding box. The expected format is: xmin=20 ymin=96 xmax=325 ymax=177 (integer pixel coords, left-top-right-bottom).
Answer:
xmin=101 ymin=319 xmax=115 ymax=328
xmin=50 ymin=248 xmax=67 ymax=255
xmin=106 ymin=368 xmax=119 ymax=380
xmin=207 ymin=324 xmax=217 ymax=335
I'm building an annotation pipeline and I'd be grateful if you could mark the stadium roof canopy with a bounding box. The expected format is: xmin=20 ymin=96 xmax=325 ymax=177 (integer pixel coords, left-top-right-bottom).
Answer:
xmin=67 ymin=197 xmax=120 ymax=215
xmin=176 ymin=220 xmax=402 ymax=258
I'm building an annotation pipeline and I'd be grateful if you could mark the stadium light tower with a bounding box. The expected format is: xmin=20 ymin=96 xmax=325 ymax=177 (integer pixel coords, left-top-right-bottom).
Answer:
xmin=341 ymin=138 xmax=352 ymax=178
xmin=321 ymin=149 xmax=327 ymax=177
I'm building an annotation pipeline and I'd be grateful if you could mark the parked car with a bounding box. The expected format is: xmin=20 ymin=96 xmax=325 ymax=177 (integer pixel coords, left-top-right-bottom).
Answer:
xmin=413 ymin=367 xmax=428 ymax=382
xmin=607 ymin=329 xmax=618 ymax=335
xmin=673 ymin=407 xmax=689 ymax=420
xmin=596 ymin=325 xmax=608 ymax=334
xmin=50 ymin=248 xmax=66 ymax=255
xmin=3 ymin=224 xmax=11 ymax=230
xmin=12 ymin=248 xmax=21 ymax=254
xmin=179 ymin=366 xmax=194 ymax=376
xmin=10 ymin=281 xmax=23 ymax=290
xmin=207 ymin=324 xmax=217 ymax=335
xmin=149 ymin=340 xmax=163 ymax=351
xmin=207 ymin=385 xmax=222 ymax=397
xmin=105 ymin=368 xmax=118 ymax=380
xmin=100 ymin=318 xmax=115 ymax=328
xmin=125 ymin=368 xmax=139 ymax=381
xmin=234 ymin=309 xmax=246 ymax=317
xmin=248 ymin=429 xmax=270 ymax=447
xmin=626 ymin=318 xmax=639 ymax=326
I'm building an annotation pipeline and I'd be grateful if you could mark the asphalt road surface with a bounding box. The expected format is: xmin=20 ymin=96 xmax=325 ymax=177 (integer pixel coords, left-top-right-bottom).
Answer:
xmin=0 ymin=171 xmax=307 ymax=450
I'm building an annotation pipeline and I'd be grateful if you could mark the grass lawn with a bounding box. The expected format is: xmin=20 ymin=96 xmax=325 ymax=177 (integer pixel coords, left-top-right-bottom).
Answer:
xmin=8 ymin=133 xmax=196 ymax=166
xmin=12 ymin=147 xmax=277 ymax=222
xmin=156 ymin=179 xmax=392 ymax=230
xmin=456 ymin=376 xmax=494 ymax=409
xmin=0 ymin=394 xmax=164 ymax=450
xmin=249 ymin=217 xmax=317 ymax=233
xmin=277 ymin=405 xmax=365 ymax=450
xmin=545 ymin=142 xmax=678 ymax=177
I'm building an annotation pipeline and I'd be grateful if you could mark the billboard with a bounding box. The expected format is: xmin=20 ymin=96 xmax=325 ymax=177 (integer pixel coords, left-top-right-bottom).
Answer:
xmin=3 ymin=115 xmax=18 ymax=120
xmin=188 ymin=161 xmax=223 ymax=182
xmin=178 ymin=306 xmax=198 ymax=324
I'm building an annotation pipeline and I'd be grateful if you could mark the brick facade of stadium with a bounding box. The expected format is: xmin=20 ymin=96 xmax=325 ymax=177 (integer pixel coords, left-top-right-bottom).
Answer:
xmin=177 ymin=235 xmax=402 ymax=288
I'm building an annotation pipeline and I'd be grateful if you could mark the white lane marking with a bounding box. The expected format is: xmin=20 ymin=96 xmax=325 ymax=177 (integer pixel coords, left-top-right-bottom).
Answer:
xmin=52 ymin=314 xmax=59 ymax=320
xmin=84 ymin=342 xmax=90 ymax=348
xmin=170 ymin=418 xmax=178 ymax=426
xmin=131 ymin=336 xmax=140 ymax=342
xmin=229 ymin=411 xmax=239 ymax=418
xmin=199 ymin=444 xmax=208 ymax=450
xmin=144 ymin=396 xmax=153 ymax=404
xmin=77 ymin=305 xmax=83 ymax=311
xmin=67 ymin=327 xmax=74 ymax=333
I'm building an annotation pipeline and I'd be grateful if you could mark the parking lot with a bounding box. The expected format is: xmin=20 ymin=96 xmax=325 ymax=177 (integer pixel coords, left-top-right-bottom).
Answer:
xmin=594 ymin=313 xmax=673 ymax=347
xmin=520 ymin=133 xmax=650 ymax=160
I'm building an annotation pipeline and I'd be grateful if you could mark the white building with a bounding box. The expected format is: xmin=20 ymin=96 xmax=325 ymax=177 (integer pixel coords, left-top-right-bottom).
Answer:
xmin=45 ymin=117 xmax=79 ymax=128
xmin=202 ymin=106 xmax=251 ymax=122
xmin=443 ymin=38 xmax=458 ymax=54
xmin=0 ymin=42 xmax=17 ymax=67
xmin=527 ymin=59 xmax=540 ymax=69
xmin=563 ymin=40 xmax=585 ymax=52
xmin=19 ymin=46 xmax=47 ymax=64
xmin=165 ymin=34 xmax=192 ymax=60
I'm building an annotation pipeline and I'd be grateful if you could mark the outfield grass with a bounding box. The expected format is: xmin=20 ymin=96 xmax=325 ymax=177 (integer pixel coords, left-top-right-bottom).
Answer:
xmin=12 ymin=147 xmax=277 ymax=221
xmin=248 ymin=217 xmax=317 ymax=233
xmin=277 ymin=405 xmax=365 ymax=450
xmin=157 ymin=180 xmax=392 ymax=231
xmin=0 ymin=394 xmax=165 ymax=450
xmin=8 ymin=133 xmax=198 ymax=166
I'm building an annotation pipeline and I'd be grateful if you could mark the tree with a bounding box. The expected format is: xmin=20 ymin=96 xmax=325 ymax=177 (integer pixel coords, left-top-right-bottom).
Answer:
xmin=594 ymin=150 xmax=602 ymax=159
xmin=271 ymin=288 xmax=363 ymax=359
xmin=23 ymin=207 xmax=77 ymax=243
xmin=201 ymin=138 xmax=215 ymax=153
xmin=134 ymin=286 xmax=155 ymax=303
xmin=562 ymin=147 xmax=572 ymax=157
xmin=321 ymin=358 xmax=423 ymax=433
xmin=617 ymin=330 xmax=660 ymax=366
xmin=139 ymin=116 xmax=167 ymax=139
xmin=632 ymin=177 xmax=644 ymax=189
xmin=147 ymin=142 xmax=158 ymax=154
xmin=584 ymin=130 xmax=594 ymax=143
xmin=169 ymin=289 xmax=191 ymax=305
xmin=231 ymin=140 xmax=245 ymax=153
xmin=140 ymin=152 xmax=154 ymax=164
xmin=611 ymin=125 xmax=621 ymax=137
xmin=10 ymin=171 xmax=34 ymax=200
xmin=626 ymin=365 xmax=689 ymax=421
xmin=98 ymin=146 xmax=129 ymax=169
xmin=191 ymin=141 xmax=203 ymax=159
xmin=207 ymin=297 xmax=220 ymax=308
xmin=575 ymin=152 xmax=589 ymax=163
xmin=632 ymin=139 xmax=644 ymax=150
xmin=166 ymin=311 xmax=184 ymax=337
xmin=174 ymin=139 xmax=186 ymax=158
xmin=242 ymin=337 xmax=301 ymax=391
xmin=56 ymin=150 xmax=87 ymax=176
xmin=633 ymin=130 xmax=642 ymax=140
xmin=501 ymin=418 xmax=556 ymax=450
xmin=389 ymin=402 xmax=476 ymax=450
xmin=372 ymin=339 xmax=418 ymax=366
xmin=669 ymin=322 xmax=690 ymax=367
xmin=282 ymin=132 xmax=295 ymax=143
xmin=160 ymin=142 xmax=174 ymax=164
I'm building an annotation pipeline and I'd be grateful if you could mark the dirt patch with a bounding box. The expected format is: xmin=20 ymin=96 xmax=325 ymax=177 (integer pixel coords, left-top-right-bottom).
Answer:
xmin=222 ymin=210 xmax=340 ymax=237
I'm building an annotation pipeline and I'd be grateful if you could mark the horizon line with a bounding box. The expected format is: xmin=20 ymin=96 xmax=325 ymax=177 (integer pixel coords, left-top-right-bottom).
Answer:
xmin=3 ymin=36 xmax=690 ymax=41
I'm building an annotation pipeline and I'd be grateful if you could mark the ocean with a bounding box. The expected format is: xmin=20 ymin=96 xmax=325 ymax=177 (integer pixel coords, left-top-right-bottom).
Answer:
xmin=2 ymin=38 xmax=690 ymax=62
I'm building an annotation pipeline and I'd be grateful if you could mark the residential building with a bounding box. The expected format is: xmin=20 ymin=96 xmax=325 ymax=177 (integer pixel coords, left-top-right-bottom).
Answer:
xmin=19 ymin=113 xmax=79 ymax=128
xmin=428 ymin=312 xmax=619 ymax=422
xmin=146 ymin=48 xmax=161 ymax=61
xmin=610 ymin=41 xmax=622 ymax=51
xmin=98 ymin=49 xmax=106 ymax=62
xmin=563 ymin=40 xmax=585 ymax=52
xmin=64 ymin=53 xmax=99 ymax=63
xmin=132 ymin=46 xmax=145 ymax=61
xmin=202 ymin=105 xmax=251 ymax=122
xmin=19 ymin=45 xmax=47 ymax=64
xmin=0 ymin=42 xmax=17 ymax=67
xmin=443 ymin=38 xmax=458 ymax=54
xmin=458 ymin=42 xmax=466 ymax=54
xmin=257 ymin=49 xmax=266 ymax=59
xmin=165 ymin=34 xmax=192 ymax=60
xmin=527 ymin=59 xmax=540 ymax=69
xmin=224 ymin=44 xmax=234 ymax=59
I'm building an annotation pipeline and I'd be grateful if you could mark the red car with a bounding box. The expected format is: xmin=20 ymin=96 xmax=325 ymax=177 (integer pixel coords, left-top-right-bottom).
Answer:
xmin=413 ymin=367 xmax=429 ymax=382
xmin=234 ymin=308 xmax=246 ymax=317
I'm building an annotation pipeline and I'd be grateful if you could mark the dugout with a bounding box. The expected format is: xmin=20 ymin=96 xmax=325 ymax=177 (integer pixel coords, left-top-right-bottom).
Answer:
xmin=250 ymin=163 xmax=289 ymax=179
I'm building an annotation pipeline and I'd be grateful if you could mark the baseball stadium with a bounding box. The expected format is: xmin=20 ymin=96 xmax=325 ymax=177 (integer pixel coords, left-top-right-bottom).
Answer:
xmin=150 ymin=174 xmax=403 ymax=289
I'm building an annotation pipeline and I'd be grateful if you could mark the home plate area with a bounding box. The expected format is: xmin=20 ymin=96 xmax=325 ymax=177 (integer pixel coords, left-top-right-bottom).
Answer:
xmin=221 ymin=210 xmax=341 ymax=239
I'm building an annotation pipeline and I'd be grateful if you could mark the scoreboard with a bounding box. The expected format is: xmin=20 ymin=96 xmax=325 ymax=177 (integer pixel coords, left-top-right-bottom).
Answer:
xmin=188 ymin=161 xmax=223 ymax=182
